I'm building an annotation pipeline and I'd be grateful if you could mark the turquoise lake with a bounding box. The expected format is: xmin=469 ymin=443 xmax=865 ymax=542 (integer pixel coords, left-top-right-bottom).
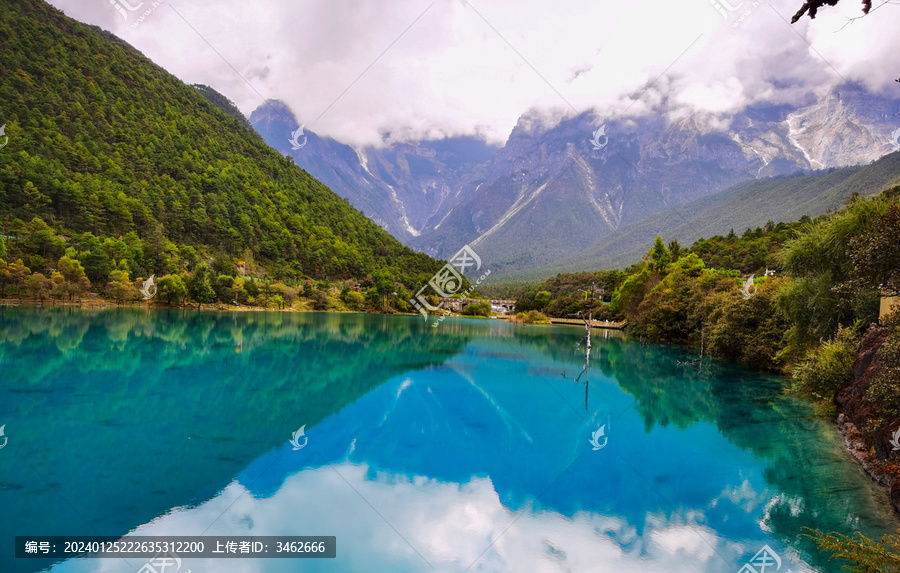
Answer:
xmin=0 ymin=307 xmax=896 ymax=572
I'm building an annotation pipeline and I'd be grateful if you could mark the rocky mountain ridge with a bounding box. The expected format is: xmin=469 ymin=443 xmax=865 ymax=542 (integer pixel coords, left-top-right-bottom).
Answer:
xmin=248 ymin=84 xmax=900 ymax=273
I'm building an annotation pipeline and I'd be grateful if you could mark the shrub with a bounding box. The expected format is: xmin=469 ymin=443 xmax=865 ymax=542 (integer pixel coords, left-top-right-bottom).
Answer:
xmin=341 ymin=290 xmax=366 ymax=311
xmin=865 ymin=313 xmax=900 ymax=421
xmin=704 ymin=278 xmax=788 ymax=370
xmin=308 ymin=289 xmax=329 ymax=311
xmin=511 ymin=310 xmax=549 ymax=324
xmin=214 ymin=275 xmax=235 ymax=303
xmin=792 ymin=324 xmax=860 ymax=401
xmin=461 ymin=302 xmax=491 ymax=317
xmin=232 ymin=277 xmax=248 ymax=304
xmin=269 ymin=283 xmax=298 ymax=308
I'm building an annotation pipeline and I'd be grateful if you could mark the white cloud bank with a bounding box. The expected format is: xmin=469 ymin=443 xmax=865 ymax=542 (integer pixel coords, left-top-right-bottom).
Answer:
xmin=46 ymin=0 xmax=900 ymax=146
xmin=47 ymin=462 xmax=814 ymax=572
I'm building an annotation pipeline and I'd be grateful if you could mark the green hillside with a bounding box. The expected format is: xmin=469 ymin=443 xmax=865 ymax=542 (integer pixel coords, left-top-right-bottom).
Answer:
xmin=191 ymin=84 xmax=255 ymax=131
xmin=564 ymin=153 xmax=900 ymax=271
xmin=0 ymin=0 xmax=439 ymax=288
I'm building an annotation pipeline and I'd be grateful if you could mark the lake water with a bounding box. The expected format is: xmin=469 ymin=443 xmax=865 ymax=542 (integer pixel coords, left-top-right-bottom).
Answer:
xmin=0 ymin=307 xmax=895 ymax=573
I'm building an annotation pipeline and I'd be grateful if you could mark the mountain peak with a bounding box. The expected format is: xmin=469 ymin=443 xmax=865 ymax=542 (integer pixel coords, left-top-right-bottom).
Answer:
xmin=249 ymin=85 xmax=900 ymax=274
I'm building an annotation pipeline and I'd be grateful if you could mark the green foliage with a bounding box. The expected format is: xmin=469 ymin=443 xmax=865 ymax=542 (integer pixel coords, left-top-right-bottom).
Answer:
xmin=610 ymin=265 xmax=652 ymax=317
xmin=213 ymin=275 xmax=235 ymax=304
xmin=25 ymin=272 xmax=50 ymax=302
xmin=308 ymin=289 xmax=330 ymax=311
xmin=704 ymin=279 xmax=788 ymax=369
xmin=341 ymin=289 xmax=366 ymax=311
xmin=514 ymin=271 xmax=625 ymax=316
xmin=512 ymin=310 xmax=549 ymax=324
xmin=631 ymin=253 xmax=738 ymax=343
xmin=851 ymin=203 xmax=900 ymax=296
xmin=792 ymin=325 xmax=860 ymax=401
xmin=803 ymin=527 xmax=900 ymax=573
xmin=865 ymin=312 xmax=900 ymax=422
xmin=191 ymin=84 xmax=254 ymax=131
xmin=77 ymin=238 xmax=112 ymax=283
xmin=0 ymin=258 xmax=31 ymax=297
xmin=269 ymin=283 xmax=297 ymax=308
xmin=776 ymin=196 xmax=887 ymax=347
xmin=48 ymin=272 xmax=63 ymax=301
xmin=373 ymin=271 xmax=395 ymax=310
xmin=461 ymin=301 xmax=491 ymax=317
xmin=244 ymin=277 xmax=260 ymax=300
xmin=232 ymin=277 xmax=248 ymax=305
xmin=55 ymin=256 xmax=90 ymax=301
xmin=667 ymin=239 xmax=683 ymax=262
xmin=533 ymin=291 xmax=551 ymax=311
xmin=105 ymin=269 xmax=137 ymax=304
xmin=650 ymin=236 xmax=671 ymax=274
xmin=188 ymin=263 xmax=216 ymax=305
xmin=513 ymin=191 xmax=896 ymax=375
xmin=0 ymin=0 xmax=442 ymax=296
xmin=157 ymin=274 xmax=187 ymax=306
xmin=690 ymin=220 xmax=801 ymax=274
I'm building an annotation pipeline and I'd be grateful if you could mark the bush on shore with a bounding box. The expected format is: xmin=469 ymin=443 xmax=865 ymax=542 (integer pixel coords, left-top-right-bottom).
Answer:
xmin=511 ymin=310 xmax=549 ymax=324
xmin=461 ymin=302 xmax=491 ymax=317
xmin=791 ymin=324 xmax=860 ymax=402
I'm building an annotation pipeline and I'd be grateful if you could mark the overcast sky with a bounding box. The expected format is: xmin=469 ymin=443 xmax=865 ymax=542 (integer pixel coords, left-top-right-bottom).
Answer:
xmin=47 ymin=0 xmax=899 ymax=147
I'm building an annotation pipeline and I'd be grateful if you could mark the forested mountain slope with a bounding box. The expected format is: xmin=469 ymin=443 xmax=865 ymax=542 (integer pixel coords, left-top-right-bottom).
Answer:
xmin=0 ymin=0 xmax=439 ymax=286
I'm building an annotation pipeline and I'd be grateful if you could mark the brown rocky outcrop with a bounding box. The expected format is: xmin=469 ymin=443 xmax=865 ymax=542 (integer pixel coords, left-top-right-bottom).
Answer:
xmin=836 ymin=322 xmax=900 ymax=512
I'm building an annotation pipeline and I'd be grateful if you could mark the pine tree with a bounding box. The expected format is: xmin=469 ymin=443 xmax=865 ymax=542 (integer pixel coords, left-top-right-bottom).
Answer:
xmin=189 ymin=262 xmax=217 ymax=307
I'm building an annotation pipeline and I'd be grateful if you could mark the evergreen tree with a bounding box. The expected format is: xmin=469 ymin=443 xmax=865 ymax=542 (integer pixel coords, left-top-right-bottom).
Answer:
xmin=650 ymin=237 xmax=671 ymax=275
xmin=189 ymin=263 xmax=217 ymax=307
xmin=667 ymin=239 xmax=683 ymax=262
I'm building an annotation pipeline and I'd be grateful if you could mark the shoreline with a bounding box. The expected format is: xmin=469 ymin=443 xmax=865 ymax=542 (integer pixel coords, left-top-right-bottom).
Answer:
xmin=837 ymin=413 xmax=890 ymax=486
xmin=0 ymin=298 xmax=388 ymax=313
xmin=835 ymin=323 xmax=900 ymax=514
xmin=0 ymin=296 xmax=492 ymax=319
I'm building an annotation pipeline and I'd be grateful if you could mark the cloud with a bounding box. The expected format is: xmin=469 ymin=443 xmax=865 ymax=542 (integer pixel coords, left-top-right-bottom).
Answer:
xmin=46 ymin=462 xmax=812 ymax=572
xmin=46 ymin=0 xmax=900 ymax=146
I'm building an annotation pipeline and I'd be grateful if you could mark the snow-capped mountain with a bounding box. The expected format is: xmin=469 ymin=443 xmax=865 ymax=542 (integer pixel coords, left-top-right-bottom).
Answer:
xmin=248 ymin=84 xmax=900 ymax=273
